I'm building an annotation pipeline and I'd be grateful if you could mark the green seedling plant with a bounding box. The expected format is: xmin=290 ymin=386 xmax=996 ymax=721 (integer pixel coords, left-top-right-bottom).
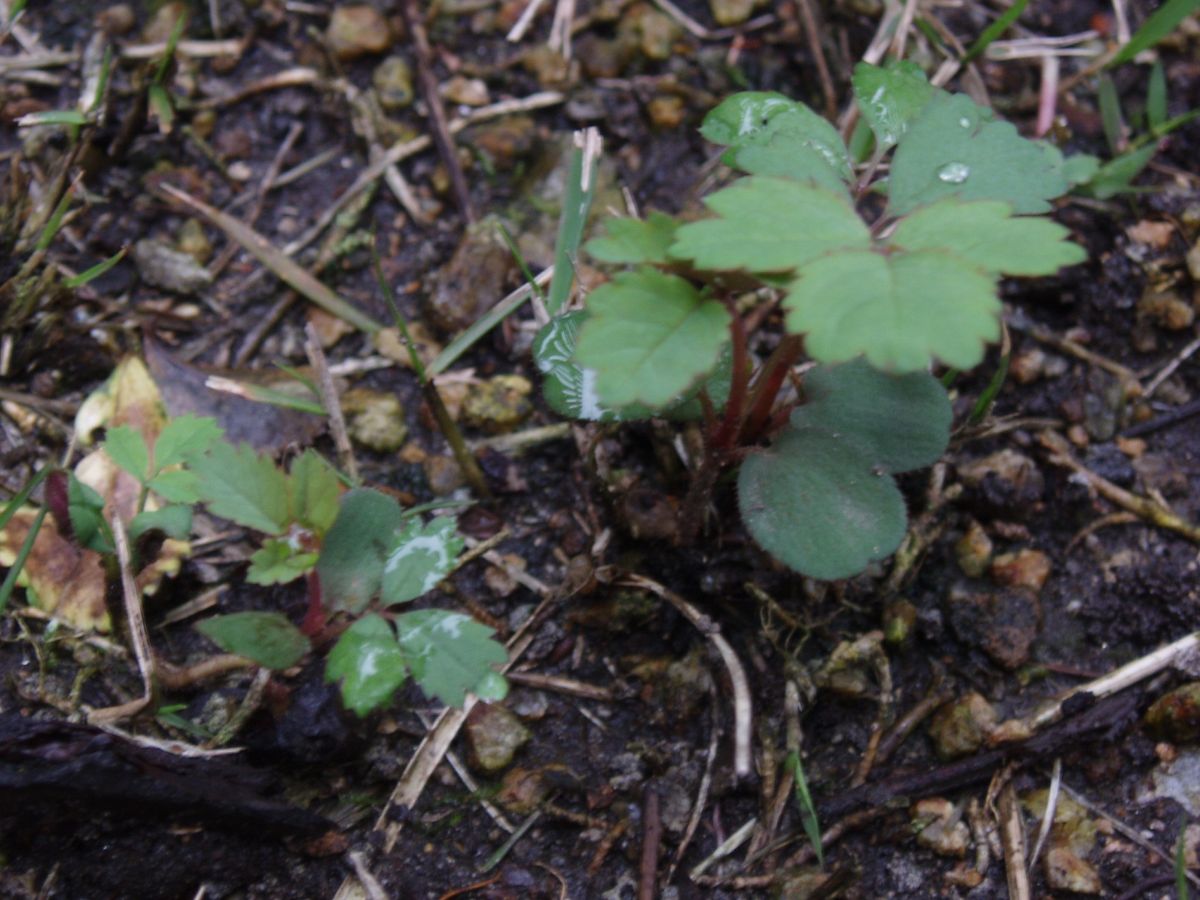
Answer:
xmin=53 ymin=414 xmax=507 ymax=716
xmin=537 ymin=62 xmax=1093 ymax=580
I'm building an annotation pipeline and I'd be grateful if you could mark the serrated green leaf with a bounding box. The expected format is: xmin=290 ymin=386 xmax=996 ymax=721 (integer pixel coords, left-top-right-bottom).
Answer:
xmin=573 ymin=269 xmax=731 ymax=408
xmin=129 ymin=504 xmax=193 ymax=541
xmin=852 ymin=60 xmax=935 ymax=148
xmin=783 ymin=248 xmax=1000 ymax=371
xmin=1081 ymin=143 xmax=1158 ymax=199
xmin=68 ymin=473 xmax=112 ymax=554
xmin=699 ymin=91 xmax=799 ymax=145
xmin=153 ymin=414 xmax=223 ymax=471
xmin=191 ymin=441 xmax=289 ymax=534
xmin=381 ymin=516 xmax=465 ymax=606
xmin=146 ymin=469 xmax=201 ymax=504
xmin=325 ymin=614 xmax=408 ymax=716
xmin=739 ymin=425 xmax=907 ymax=580
xmin=394 ymin=609 xmax=507 ymax=708
xmin=889 ymin=199 xmax=1086 ymax=275
xmin=316 ymin=488 xmax=406 ymax=613
xmin=727 ymin=107 xmax=853 ymax=193
xmin=1062 ymin=153 xmax=1101 ymax=186
xmin=247 ymin=538 xmax=319 ymax=585
xmin=670 ymin=177 xmax=870 ymax=273
xmin=196 ymin=611 xmax=310 ymax=670
xmin=288 ymin=451 xmax=340 ymax=535
xmin=793 ymin=359 xmax=951 ymax=472
xmin=889 ymin=93 xmax=1069 ymax=215
xmin=103 ymin=425 xmax=149 ymax=482
xmin=586 ymin=212 xmax=678 ymax=264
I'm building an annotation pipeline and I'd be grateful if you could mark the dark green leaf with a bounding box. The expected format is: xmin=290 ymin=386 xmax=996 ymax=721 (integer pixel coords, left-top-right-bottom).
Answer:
xmin=394 ymin=609 xmax=508 ymax=708
xmin=888 ymin=92 xmax=1069 ymax=215
xmin=196 ymin=611 xmax=310 ymax=670
xmin=585 ymin=212 xmax=678 ymax=264
xmin=288 ymin=450 xmax=340 ymax=535
xmin=325 ymin=614 xmax=408 ymax=716
xmin=380 ymin=516 xmax=465 ymax=606
xmin=67 ymin=473 xmax=112 ymax=554
xmin=316 ymin=488 xmax=406 ymax=613
xmin=103 ymin=425 xmax=149 ymax=482
xmin=247 ymin=538 xmax=319 ymax=585
xmin=129 ymin=504 xmax=193 ymax=541
xmin=146 ymin=469 xmax=201 ymax=504
xmin=153 ymin=414 xmax=223 ymax=470
xmin=191 ymin=440 xmax=289 ymax=534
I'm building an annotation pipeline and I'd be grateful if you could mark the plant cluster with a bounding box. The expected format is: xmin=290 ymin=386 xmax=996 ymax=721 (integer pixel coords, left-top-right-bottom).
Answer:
xmin=536 ymin=62 xmax=1091 ymax=579
xmin=44 ymin=412 xmax=507 ymax=716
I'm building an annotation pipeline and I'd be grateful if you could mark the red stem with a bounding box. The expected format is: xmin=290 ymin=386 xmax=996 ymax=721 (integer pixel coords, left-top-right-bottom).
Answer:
xmin=740 ymin=335 xmax=803 ymax=443
xmin=710 ymin=306 xmax=750 ymax=451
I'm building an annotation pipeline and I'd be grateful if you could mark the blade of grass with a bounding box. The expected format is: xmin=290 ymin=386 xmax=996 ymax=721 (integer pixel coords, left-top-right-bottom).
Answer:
xmin=0 ymin=466 xmax=53 ymax=531
xmin=17 ymin=109 xmax=89 ymax=128
xmin=157 ymin=183 xmax=383 ymax=333
xmin=546 ymin=129 xmax=601 ymax=316
xmin=203 ymin=375 xmax=326 ymax=415
xmin=0 ymin=507 xmax=47 ymax=614
xmin=1098 ymin=75 xmax=1124 ymax=156
xmin=1108 ymin=0 xmax=1200 ymax=68
xmin=962 ymin=0 xmax=1030 ymax=64
xmin=498 ymin=223 xmax=546 ymax=307
xmin=65 ymin=247 xmax=127 ymax=288
xmin=786 ymin=751 xmax=824 ymax=867
xmin=1147 ymin=61 xmax=1167 ymax=131
xmin=153 ymin=12 xmax=187 ymax=85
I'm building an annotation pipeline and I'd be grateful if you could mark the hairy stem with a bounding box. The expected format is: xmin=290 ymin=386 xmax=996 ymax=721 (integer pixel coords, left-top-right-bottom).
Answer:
xmin=740 ymin=334 xmax=804 ymax=443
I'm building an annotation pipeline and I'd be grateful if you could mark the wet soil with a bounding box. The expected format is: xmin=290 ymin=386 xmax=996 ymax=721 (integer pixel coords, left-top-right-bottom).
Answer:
xmin=2 ymin=1 xmax=1200 ymax=898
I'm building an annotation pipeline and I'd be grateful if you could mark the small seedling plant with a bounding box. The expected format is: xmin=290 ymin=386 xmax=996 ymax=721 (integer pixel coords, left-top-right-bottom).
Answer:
xmin=55 ymin=415 xmax=507 ymax=716
xmin=536 ymin=62 xmax=1089 ymax=580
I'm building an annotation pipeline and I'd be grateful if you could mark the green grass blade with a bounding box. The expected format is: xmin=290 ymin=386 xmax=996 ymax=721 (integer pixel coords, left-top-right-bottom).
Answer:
xmin=962 ymin=0 xmax=1030 ymax=64
xmin=0 ymin=466 xmax=53 ymax=531
xmin=0 ymin=507 xmax=47 ymax=614
xmin=1109 ymin=0 xmax=1200 ymax=68
xmin=17 ymin=109 xmax=89 ymax=128
xmin=372 ymin=241 xmax=429 ymax=381
xmin=969 ymin=351 xmax=1010 ymax=425
xmin=546 ymin=132 xmax=600 ymax=316
xmin=1098 ymin=75 xmax=1124 ymax=156
xmin=65 ymin=247 xmax=127 ymax=288
xmin=428 ymin=269 xmax=552 ymax=376
xmin=1147 ymin=61 xmax=1167 ymax=131
xmin=786 ymin=751 xmax=824 ymax=867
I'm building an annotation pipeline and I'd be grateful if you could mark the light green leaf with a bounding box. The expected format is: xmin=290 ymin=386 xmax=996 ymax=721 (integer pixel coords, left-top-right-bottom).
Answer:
xmin=103 ymin=425 xmax=149 ymax=482
xmin=728 ymin=109 xmax=853 ymax=193
xmin=1062 ymin=153 xmax=1102 ymax=186
xmin=68 ymin=473 xmax=112 ymax=554
xmin=739 ymin=425 xmax=906 ymax=580
xmin=852 ymin=60 xmax=935 ymax=148
xmin=1081 ymin=143 xmax=1158 ymax=199
xmin=153 ymin=414 xmax=223 ymax=471
xmin=699 ymin=91 xmax=800 ymax=145
xmin=380 ymin=516 xmax=465 ymax=606
xmin=783 ymin=249 xmax=1000 ymax=371
xmin=573 ymin=269 xmax=731 ymax=408
xmin=394 ymin=609 xmax=508 ymax=708
xmin=191 ymin=441 xmax=289 ymax=534
xmin=888 ymin=92 xmax=1069 ymax=215
xmin=17 ymin=109 xmax=89 ymax=127
xmin=670 ymin=177 xmax=870 ymax=273
xmin=325 ymin=614 xmax=408 ymax=716
xmin=146 ymin=469 xmax=201 ymax=504
xmin=196 ymin=611 xmax=310 ymax=670
xmin=129 ymin=504 xmax=193 ymax=541
xmin=793 ymin=358 xmax=951 ymax=472
xmin=586 ymin=212 xmax=678 ymax=264
xmin=247 ymin=538 xmax=319 ymax=585
xmin=316 ymin=488 xmax=406 ymax=613
xmin=889 ymin=199 xmax=1086 ymax=275
xmin=287 ymin=450 xmax=340 ymax=535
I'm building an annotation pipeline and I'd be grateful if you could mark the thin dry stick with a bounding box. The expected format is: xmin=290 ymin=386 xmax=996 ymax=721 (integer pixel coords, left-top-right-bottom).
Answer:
xmin=998 ymin=784 xmax=1031 ymax=900
xmin=665 ymin=684 xmax=721 ymax=884
xmin=620 ymin=573 xmax=753 ymax=777
xmin=1028 ymin=757 xmax=1062 ymax=871
xmin=1143 ymin=329 xmax=1200 ymax=398
xmin=548 ymin=0 xmax=576 ymax=59
xmin=403 ymin=0 xmax=475 ymax=223
xmin=794 ymin=0 xmax=837 ymax=121
xmin=507 ymin=0 xmax=549 ymax=42
xmin=304 ymin=322 xmax=359 ymax=483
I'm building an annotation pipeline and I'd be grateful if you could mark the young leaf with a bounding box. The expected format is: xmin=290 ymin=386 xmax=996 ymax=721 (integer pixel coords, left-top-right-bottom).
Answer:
xmin=153 ymin=414 xmax=223 ymax=471
xmin=129 ymin=504 xmax=193 ymax=541
xmin=573 ymin=269 xmax=731 ymax=408
xmin=247 ymin=538 xmax=319 ymax=585
xmin=852 ymin=60 xmax=935 ymax=148
xmin=729 ymin=111 xmax=854 ymax=194
xmin=1080 ymin=143 xmax=1158 ymax=199
xmin=68 ymin=473 xmax=112 ymax=554
xmin=103 ymin=425 xmax=149 ymax=482
xmin=670 ymin=177 xmax=870 ymax=273
xmin=191 ymin=440 xmax=290 ymax=535
xmin=316 ymin=488 xmax=406 ymax=613
xmin=287 ymin=450 xmax=340 ymax=535
xmin=784 ymin=249 xmax=1000 ymax=371
xmin=535 ymin=313 xmax=647 ymax=422
xmin=739 ymin=424 xmax=907 ymax=580
xmin=888 ymin=92 xmax=1069 ymax=215
xmin=196 ymin=611 xmax=310 ymax=670
xmin=146 ymin=469 xmax=201 ymax=504
xmin=586 ymin=212 xmax=678 ymax=265
xmin=699 ymin=91 xmax=802 ymax=145
xmin=889 ymin=199 xmax=1086 ymax=275
xmin=325 ymin=614 xmax=408 ymax=716
xmin=394 ymin=609 xmax=507 ymax=708
xmin=381 ymin=516 xmax=465 ymax=606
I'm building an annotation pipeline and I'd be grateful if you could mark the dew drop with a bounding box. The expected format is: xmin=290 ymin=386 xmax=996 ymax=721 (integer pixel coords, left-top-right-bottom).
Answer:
xmin=937 ymin=162 xmax=970 ymax=184
xmin=958 ymin=117 xmax=971 ymax=128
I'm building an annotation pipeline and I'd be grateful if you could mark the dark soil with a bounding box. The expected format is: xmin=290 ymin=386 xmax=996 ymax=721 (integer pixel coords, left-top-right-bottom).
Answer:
xmin=2 ymin=1 xmax=1200 ymax=898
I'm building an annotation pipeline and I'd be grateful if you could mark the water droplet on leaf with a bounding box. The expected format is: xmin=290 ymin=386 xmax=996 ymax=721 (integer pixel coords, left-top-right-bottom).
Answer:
xmin=958 ymin=117 xmax=971 ymax=128
xmin=937 ymin=162 xmax=970 ymax=184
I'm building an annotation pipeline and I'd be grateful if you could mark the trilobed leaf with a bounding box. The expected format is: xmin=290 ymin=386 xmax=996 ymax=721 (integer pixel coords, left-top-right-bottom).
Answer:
xmin=394 ymin=609 xmax=508 ymax=708
xmin=852 ymin=60 xmax=935 ymax=149
xmin=572 ymin=269 xmax=730 ymax=408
